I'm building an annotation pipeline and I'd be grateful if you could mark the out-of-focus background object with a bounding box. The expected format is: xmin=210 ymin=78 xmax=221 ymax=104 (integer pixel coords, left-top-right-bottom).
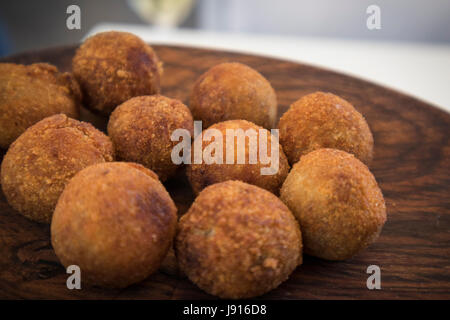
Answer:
xmin=127 ymin=0 xmax=195 ymax=28
xmin=0 ymin=0 xmax=450 ymax=111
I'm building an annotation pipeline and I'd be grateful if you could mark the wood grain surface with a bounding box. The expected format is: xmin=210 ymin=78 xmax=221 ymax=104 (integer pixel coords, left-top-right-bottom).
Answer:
xmin=0 ymin=45 xmax=449 ymax=299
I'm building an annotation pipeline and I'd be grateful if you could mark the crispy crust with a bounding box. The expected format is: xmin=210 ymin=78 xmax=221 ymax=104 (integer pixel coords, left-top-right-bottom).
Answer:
xmin=278 ymin=92 xmax=374 ymax=166
xmin=176 ymin=180 xmax=302 ymax=299
xmin=108 ymin=95 xmax=194 ymax=181
xmin=280 ymin=148 xmax=386 ymax=260
xmin=189 ymin=62 xmax=277 ymax=129
xmin=0 ymin=62 xmax=81 ymax=149
xmin=186 ymin=119 xmax=290 ymax=195
xmin=51 ymin=162 xmax=177 ymax=288
xmin=72 ymin=31 xmax=163 ymax=115
xmin=0 ymin=114 xmax=114 ymax=223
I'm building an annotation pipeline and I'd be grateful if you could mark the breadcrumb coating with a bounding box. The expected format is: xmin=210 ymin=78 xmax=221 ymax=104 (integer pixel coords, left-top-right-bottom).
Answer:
xmin=1 ymin=114 xmax=114 ymax=223
xmin=0 ymin=62 xmax=81 ymax=148
xmin=278 ymin=92 xmax=374 ymax=165
xmin=51 ymin=162 xmax=177 ymax=288
xmin=176 ymin=180 xmax=302 ymax=299
xmin=186 ymin=120 xmax=290 ymax=195
xmin=72 ymin=31 xmax=163 ymax=115
xmin=280 ymin=148 xmax=386 ymax=260
xmin=108 ymin=95 xmax=194 ymax=181
xmin=189 ymin=62 xmax=277 ymax=129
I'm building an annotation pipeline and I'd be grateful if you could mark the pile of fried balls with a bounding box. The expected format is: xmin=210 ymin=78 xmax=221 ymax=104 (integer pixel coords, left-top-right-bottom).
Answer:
xmin=0 ymin=31 xmax=386 ymax=299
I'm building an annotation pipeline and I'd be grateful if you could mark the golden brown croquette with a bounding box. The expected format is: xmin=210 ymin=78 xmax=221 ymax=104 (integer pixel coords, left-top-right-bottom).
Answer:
xmin=1 ymin=114 xmax=114 ymax=223
xmin=72 ymin=31 xmax=163 ymax=115
xmin=186 ymin=120 xmax=290 ymax=195
xmin=51 ymin=162 xmax=177 ymax=288
xmin=278 ymin=92 xmax=374 ymax=165
xmin=107 ymin=95 xmax=194 ymax=181
xmin=0 ymin=63 xmax=81 ymax=149
xmin=189 ymin=62 xmax=277 ymax=129
xmin=280 ymin=148 xmax=386 ymax=260
xmin=176 ymin=180 xmax=302 ymax=299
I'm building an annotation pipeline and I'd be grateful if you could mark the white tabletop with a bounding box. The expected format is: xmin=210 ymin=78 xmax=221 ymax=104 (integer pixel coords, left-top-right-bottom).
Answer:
xmin=87 ymin=24 xmax=450 ymax=113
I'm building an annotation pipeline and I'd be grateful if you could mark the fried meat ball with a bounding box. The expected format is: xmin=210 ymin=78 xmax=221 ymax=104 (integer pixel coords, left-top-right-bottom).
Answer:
xmin=1 ymin=114 xmax=114 ymax=223
xmin=0 ymin=63 xmax=81 ymax=149
xmin=186 ymin=120 xmax=289 ymax=195
xmin=279 ymin=92 xmax=374 ymax=166
xmin=189 ymin=62 xmax=277 ymax=129
xmin=72 ymin=31 xmax=163 ymax=115
xmin=108 ymin=95 xmax=194 ymax=181
xmin=51 ymin=162 xmax=177 ymax=288
xmin=176 ymin=180 xmax=302 ymax=299
xmin=280 ymin=148 xmax=386 ymax=260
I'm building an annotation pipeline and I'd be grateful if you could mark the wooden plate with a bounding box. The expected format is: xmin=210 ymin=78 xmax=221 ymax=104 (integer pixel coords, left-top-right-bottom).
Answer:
xmin=0 ymin=45 xmax=449 ymax=299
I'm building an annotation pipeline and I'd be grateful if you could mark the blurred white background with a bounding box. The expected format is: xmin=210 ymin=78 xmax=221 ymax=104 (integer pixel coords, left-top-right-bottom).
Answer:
xmin=196 ymin=0 xmax=450 ymax=43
